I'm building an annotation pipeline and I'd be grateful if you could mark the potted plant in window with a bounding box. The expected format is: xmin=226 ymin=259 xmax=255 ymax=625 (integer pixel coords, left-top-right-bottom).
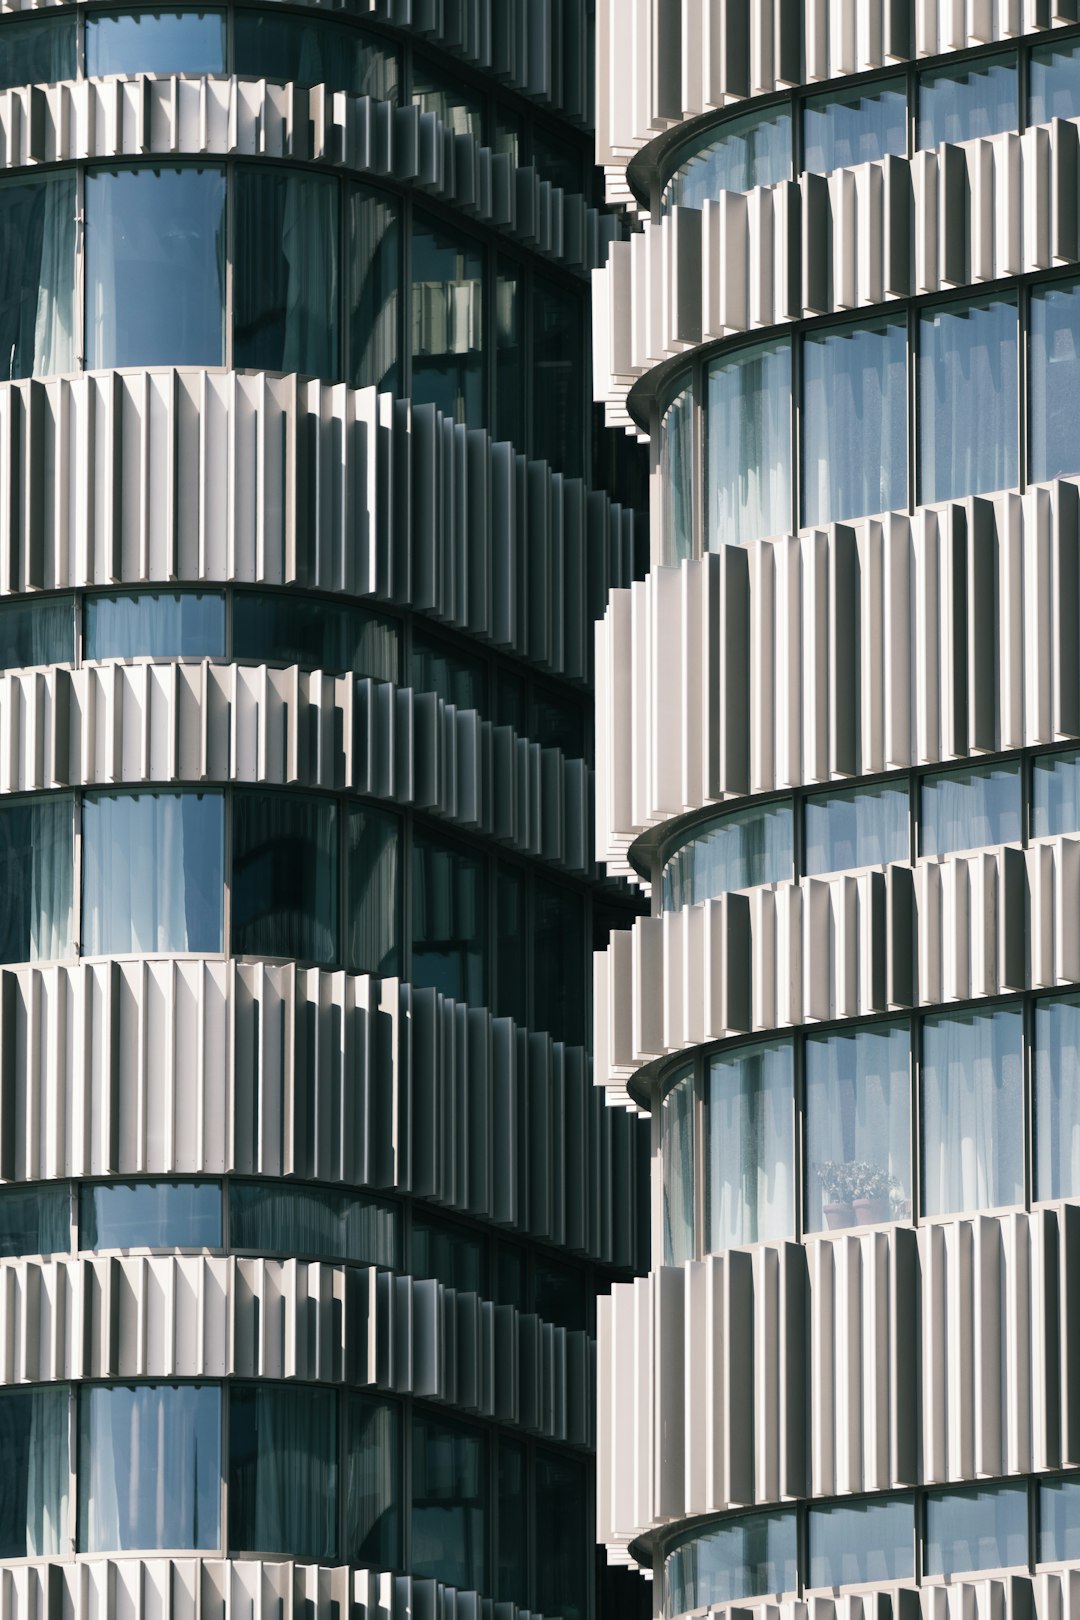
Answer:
xmin=849 ymin=1161 xmax=891 ymax=1225
xmin=818 ymin=1161 xmax=856 ymax=1229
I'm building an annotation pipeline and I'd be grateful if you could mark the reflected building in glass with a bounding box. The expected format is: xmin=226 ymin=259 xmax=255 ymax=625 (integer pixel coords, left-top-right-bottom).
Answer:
xmin=592 ymin=8 xmax=1080 ymax=1620
xmin=0 ymin=4 xmax=652 ymax=1617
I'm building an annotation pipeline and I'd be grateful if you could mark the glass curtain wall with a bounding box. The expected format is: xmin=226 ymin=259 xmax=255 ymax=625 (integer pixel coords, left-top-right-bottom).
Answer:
xmin=804 ymin=1023 xmax=911 ymax=1231
xmin=0 ymin=173 xmax=76 ymax=380
xmin=85 ymin=11 xmax=227 ymax=75
xmin=79 ymin=1383 xmax=220 ymax=1551
xmin=921 ymin=1006 xmax=1024 ymax=1216
xmin=82 ymin=791 xmax=224 ymax=955
xmin=918 ymin=296 xmax=1018 ymax=504
xmin=229 ymin=1384 xmax=337 ymax=1558
xmin=801 ymin=318 xmax=907 ymax=526
xmin=410 ymin=214 xmax=484 ymax=426
xmin=707 ymin=338 xmax=792 ymax=547
xmin=0 ymin=796 xmax=73 ymax=964
xmin=706 ymin=1040 xmax=794 ymax=1250
xmin=662 ymin=108 xmax=792 ymax=211
xmin=233 ymin=167 xmax=339 ymax=378
xmin=0 ymin=1388 xmax=68 ymax=1557
xmin=661 ymin=1068 xmax=696 ymax=1265
xmin=660 ymin=380 xmax=695 ymax=564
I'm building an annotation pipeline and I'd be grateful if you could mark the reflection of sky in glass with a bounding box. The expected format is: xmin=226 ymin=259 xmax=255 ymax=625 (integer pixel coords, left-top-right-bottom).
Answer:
xmin=662 ymin=109 xmax=792 ymax=211
xmin=86 ymin=10 xmax=226 ymax=77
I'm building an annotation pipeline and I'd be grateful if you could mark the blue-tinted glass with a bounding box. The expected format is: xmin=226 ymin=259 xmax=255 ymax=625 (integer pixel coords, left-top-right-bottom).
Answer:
xmin=85 ymin=167 xmax=225 ymax=368
xmin=1030 ymin=40 xmax=1080 ymax=125
xmin=411 ymin=212 xmax=484 ymax=427
xmin=80 ymin=1181 xmax=221 ymax=1250
xmin=85 ymin=592 xmax=225 ymax=660
xmin=0 ymin=1184 xmax=70 ymax=1257
xmin=0 ymin=1387 xmax=68 ymax=1556
xmin=229 ymin=1181 xmax=400 ymax=1269
xmin=918 ymin=54 xmax=1018 ymax=148
xmin=919 ymin=295 xmax=1018 ymax=503
xmin=808 ymin=1496 xmax=915 ymax=1587
xmin=802 ymin=318 xmax=907 ymax=525
xmin=805 ymin=1023 xmax=912 ymax=1234
xmin=707 ymin=1040 xmax=794 ymax=1252
xmin=803 ymin=80 xmax=907 ymax=174
xmin=412 ymin=828 xmax=485 ymax=1005
xmin=0 ymin=15 xmax=77 ymax=91
xmin=707 ymin=337 xmax=791 ymax=546
xmin=82 ymin=791 xmax=224 ymax=954
xmin=229 ymin=1383 xmax=337 ymax=1557
xmin=232 ymin=592 xmax=398 ymax=680
xmin=663 ymin=109 xmax=792 ymax=211
xmin=0 ymin=796 xmax=73 ymax=965
xmin=411 ymin=1212 xmax=486 ymax=1294
xmin=348 ymin=184 xmax=400 ymax=394
xmin=1030 ymin=280 xmax=1080 ymax=484
xmin=234 ymin=166 xmax=339 ymax=379
xmin=233 ymin=12 xmax=397 ymax=99
xmin=1035 ymin=995 xmax=1080 ymax=1203
xmin=79 ymin=1383 xmax=220 ymax=1551
xmin=1033 ymin=748 xmax=1080 ymax=837
xmin=411 ymin=1413 xmax=487 ymax=1590
xmin=231 ymin=792 xmax=337 ymax=964
xmin=665 ymin=1511 xmax=798 ymax=1612
xmin=920 ymin=763 xmax=1021 ymax=857
xmin=921 ymin=1006 xmax=1024 ymax=1217
xmin=1040 ymin=1477 xmax=1080 ymax=1564
xmin=804 ymin=782 xmax=909 ymax=875
xmin=0 ymin=596 xmax=74 ymax=671
xmin=344 ymin=1394 xmax=400 ymax=1567
xmin=85 ymin=10 xmax=226 ymax=76
xmin=662 ymin=804 xmax=794 ymax=910
xmin=925 ymin=1483 xmax=1028 ymax=1576
xmin=0 ymin=173 xmax=77 ymax=379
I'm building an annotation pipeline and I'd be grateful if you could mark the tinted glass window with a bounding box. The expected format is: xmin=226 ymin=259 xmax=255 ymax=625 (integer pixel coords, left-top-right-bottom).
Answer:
xmin=804 ymin=782 xmax=909 ymax=875
xmin=803 ymin=80 xmax=907 ymax=173
xmin=534 ymin=877 xmax=585 ymax=1044
xmin=346 ymin=805 xmax=401 ymax=977
xmin=1033 ymin=748 xmax=1080 ymax=837
xmin=919 ymin=295 xmax=1018 ymax=504
xmin=918 ymin=54 xmax=1018 ymax=148
xmin=706 ymin=1040 xmax=794 ymax=1252
xmin=0 ymin=596 xmax=74 ymax=671
xmin=0 ymin=15 xmax=77 ymax=91
xmin=661 ymin=379 xmax=695 ymax=564
xmin=665 ymin=1511 xmax=798 ymax=1612
xmin=411 ymin=62 xmax=483 ymax=142
xmin=1030 ymin=279 xmax=1080 ymax=485
xmin=1034 ymin=995 xmax=1080 ymax=1203
xmin=0 ymin=1184 xmax=70 ymax=1257
xmin=495 ymin=257 xmax=524 ymax=448
xmin=533 ymin=1258 xmax=587 ymax=1331
xmin=412 ymin=828 xmax=486 ymax=1005
xmin=411 ymin=1214 xmax=486 ymax=1295
xmin=232 ymin=592 xmax=398 ymax=680
xmin=0 ymin=173 xmax=77 ymax=379
xmin=495 ymin=865 xmax=528 ymax=1025
xmin=411 ymin=1413 xmax=487 ymax=1590
xmin=229 ymin=1181 xmax=400 ymax=1269
xmin=801 ymin=318 xmax=907 ymax=527
xmin=920 ymin=762 xmax=1022 ymax=857
xmin=79 ymin=1383 xmax=221 ymax=1551
xmin=534 ymin=1450 xmax=588 ymax=1620
xmin=0 ymin=1387 xmax=68 ymax=1557
xmin=348 ymin=184 xmax=400 ymax=393
xmin=805 ymin=1023 xmax=911 ymax=1233
xmin=921 ymin=1005 xmax=1024 ymax=1217
xmin=231 ymin=791 xmax=337 ymax=964
xmin=84 ymin=592 xmax=226 ymax=661
xmin=1030 ymin=39 xmax=1080 ymax=124
xmin=234 ymin=166 xmax=339 ymax=379
xmin=85 ymin=10 xmax=226 ymax=76
xmin=79 ymin=1181 xmax=221 ymax=1250
xmin=229 ymin=1383 xmax=337 ymax=1558
xmin=498 ymin=1439 xmax=528 ymax=1606
xmin=233 ymin=12 xmax=397 ymax=99
xmin=1040 ymin=1476 xmax=1080 ymax=1565
xmin=808 ymin=1495 xmax=915 ymax=1587
xmin=662 ymin=1068 xmax=696 ymax=1265
xmin=663 ymin=108 xmax=792 ymax=211
xmin=0 ymin=796 xmax=73 ymax=966
xmin=708 ymin=337 xmax=791 ymax=547
xmin=411 ymin=213 xmax=484 ymax=427
xmin=344 ymin=1394 xmax=400 ymax=1567
xmin=82 ymin=790 xmax=224 ymax=955
xmin=411 ymin=631 xmax=487 ymax=712
xmin=531 ymin=684 xmax=586 ymax=758
xmin=532 ymin=125 xmax=583 ymax=193
xmin=532 ymin=277 xmax=582 ymax=476
xmin=662 ymin=803 xmax=794 ymax=910
xmin=925 ymin=1482 xmax=1028 ymax=1576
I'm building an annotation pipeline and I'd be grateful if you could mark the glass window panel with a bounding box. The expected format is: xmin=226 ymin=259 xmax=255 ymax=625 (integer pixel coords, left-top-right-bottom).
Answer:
xmin=1040 ymin=1477 xmax=1080 ymax=1565
xmin=411 ymin=1213 xmax=486 ymax=1295
xmin=0 ymin=1387 xmax=68 ymax=1556
xmin=343 ymin=1394 xmax=400 ymax=1569
xmin=79 ymin=1181 xmax=221 ymax=1250
xmin=808 ymin=1495 xmax=915 ymax=1588
xmin=1035 ymin=995 xmax=1080 ymax=1203
xmin=1030 ymin=279 xmax=1080 ymax=484
xmin=410 ymin=212 xmax=484 ymax=427
xmin=706 ymin=1040 xmax=794 ymax=1253
xmin=0 ymin=173 xmax=76 ymax=380
xmin=231 ymin=791 xmax=337 ymax=964
xmin=918 ymin=54 xmax=1019 ymax=148
xmin=495 ymin=257 xmax=524 ymax=448
xmin=234 ymin=166 xmax=339 ymax=379
xmin=662 ymin=1068 xmax=696 ymax=1265
xmin=662 ymin=108 xmax=792 ymax=211
xmin=232 ymin=591 xmax=398 ymax=681
xmin=707 ymin=338 xmax=791 ymax=547
xmin=347 ymin=184 xmax=399 ymax=393
xmin=921 ymin=1006 xmax=1024 ymax=1217
xmin=925 ymin=1483 xmax=1028 ymax=1576
xmin=661 ymin=803 xmax=794 ymax=911
xmin=920 ymin=762 xmax=1022 ymax=857
xmin=0 ymin=1185 xmax=69 ymax=1257
xmin=229 ymin=1181 xmax=399 ymax=1269
xmin=531 ymin=685 xmax=586 ymax=758
xmin=233 ymin=12 xmax=397 ymax=98
xmin=346 ymin=805 xmax=400 ymax=977
xmin=1034 ymin=748 xmax=1080 ymax=837
xmin=229 ymin=1383 xmax=336 ymax=1558
xmin=411 ymin=62 xmax=483 ymax=142
xmin=411 ymin=1413 xmax=487 ymax=1590
xmin=495 ymin=864 xmax=528 ymax=1025
xmin=411 ymin=630 xmax=487 ymax=713
xmin=534 ymin=1450 xmax=588 ymax=1620
xmin=1030 ymin=39 xmax=1080 ymax=124
xmin=493 ymin=108 xmax=522 ymax=167
xmin=497 ymin=1438 xmax=528 ymax=1605
xmin=919 ymin=295 xmax=1018 ymax=503
xmin=531 ymin=124 xmax=583 ymax=193
xmin=82 ymin=790 xmax=223 ymax=955
xmin=805 ymin=1023 xmax=912 ymax=1234
xmin=532 ymin=277 xmax=582 ymax=476
xmin=533 ymin=877 xmax=585 ymax=1044
xmin=0 ymin=15 xmax=77 ymax=91
xmin=86 ymin=166 xmax=225 ymax=369
xmin=660 ymin=379 xmax=695 ymax=564
xmin=801 ymin=318 xmax=907 ymax=526
xmin=85 ymin=10 xmax=226 ymax=76
xmin=803 ymin=80 xmax=907 ymax=174
xmin=665 ymin=1511 xmax=798 ymax=1613
xmin=533 ymin=1258 xmax=587 ymax=1332
xmin=0 ymin=596 xmax=74 ymax=671
xmin=79 ymin=1383 xmax=220 ymax=1551
xmin=0 ymin=795 xmax=73 ymax=965
xmin=411 ymin=828 xmax=486 ymax=1006
xmin=84 ymin=591 xmax=225 ymax=661
xmin=804 ymin=782 xmax=910 ymax=876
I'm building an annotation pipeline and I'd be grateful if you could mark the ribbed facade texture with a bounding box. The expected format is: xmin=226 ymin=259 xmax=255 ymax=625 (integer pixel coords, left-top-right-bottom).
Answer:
xmin=591 ymin=5 xmax=1080 ymax=1620
xmin=0 ymin=2 xmax=653 ymax=1616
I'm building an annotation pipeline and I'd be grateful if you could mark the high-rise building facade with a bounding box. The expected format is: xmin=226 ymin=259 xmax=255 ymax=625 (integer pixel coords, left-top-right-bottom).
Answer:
xmin=0 ymin=4 xmax=651 ymax=1615
xmin=592 ymin=6 xmax=1080 ymax=1619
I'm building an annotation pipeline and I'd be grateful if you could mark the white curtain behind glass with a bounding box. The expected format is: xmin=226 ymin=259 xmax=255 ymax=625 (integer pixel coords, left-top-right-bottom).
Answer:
xmin=80 ymin=1385 xmax=218 ymax=1551
xmin=919 ymin=298 xmax=1018 ymax=504
xmin=29 ymin=797 xmax=73 ymax=961
xmin=661 ymin=385 xmax=695 ymax=564
xmin=921 ymin=1009 xmax=1024 ymax=1216
xmin=801 ymin=321 xmax=906 ymax=527
xmin=1036 ymin=998 xmax=1080 ymax=1201
xmin=804 ymin=1024 xmax=911 ymax=1230
xmin=281 ymin=172 xmax=338 ymax=377
xmin=252 ymin=1387 xmax=336 ymax=1557
xmin=24 ymin=1388 xmax=67 ymax=1556
xmin=708 ymin=339 xmax=791 ymax=547
xmin=706 ymin=1041 xmax=793 ymax=1251
xmin=662 ymin=1072 xmax=696 ymax=1264
xmin=82 ymin=792 xmax=222 ymax=955
xmin=32 ymin=176 xmax=75 ymax=376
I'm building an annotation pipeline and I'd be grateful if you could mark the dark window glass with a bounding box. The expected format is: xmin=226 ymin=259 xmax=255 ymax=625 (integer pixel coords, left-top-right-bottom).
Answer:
xmin=85 ymin=166 xmax=225 ymax=368
xmin=801 ymin=317 xmax=907 ymax=526
xmin=82 ymin=791 xmax=223 ymax=954
xmin=493 ymin=107 xmax=522 ymax=166
xmin=1030 ymin=279 xmax=1080 ymax=484
xmin=919 ymin=295 xmax=1018 ymax=504
xmin=344 ymin=1393 xmax=400 ymax=1568
xmin=532 ymin=683 xmax=586 ymax=758
xmin=922 ymin=1006 xmax=1024 ymax=1217
xmin=665 ymin=1510 xmax=798 ymax=1611
xmin=84 ymin=591 xmax=226 ymax=661
xmin=1034 ymin=748 xmax=1080 ymax=837
xmin=411 ymin=631 xmax=487 ymax=713
xmin=494 ymin=864 xmax=528 ymax=1025
xmin=494 ymin=669 xmax=527 ymax=734
xmin=805 ymin=1023 xmax=912 ymax=1233
xmin=85 ymin=10 xmax=226 ymax=76
xmin=232 ymin=591 xmax=398 ymax=680
xmin=230 ymin=1180 xmax=400 ymax=1269
xmin=925 ymin=1482 xmax=1028 ymax=1576
xmin=1030 ymin=39 xmax=1080 ymax=124
xmin=535 ymin=1450 xmax=588 ymax=1620
xmin=531 ymin=124 xmax=583 ymax=193
xmin=494 ymin=1243 xmax=526 ymax=1310
xmin=0 ymin=173 xmax=76 ymax=379
xmin=1040 ymin=1476 xmax=1080 ymax=1565
xmin=411 ymin=213 xmax=484 ymax=427
xmin=229 ymin=1383 xmax=337 ymax=1558
xmin=348 ymin=185 xmax=399 ymax=393
xmin=231 ymin=792 xmax=337 ymax=964
xmin=804 ymin=782 xmax=909 ymax=875
xmin=706 ymin=1040 xmax=794 ymax=1251
xmin=411 ymin=1413 xmax=487 ymax=1590
xmin=532 ymin=277 xmax=582 ymax=476
xmin=662 ymin=108 xmax=792 ymax=211
xmin=495 ymin=257 xmax=524 ymax=448
xmin=920 ymin=762 xmax=1022 ymax=857
xmin=79 ymin=1383 xmax=220 ymax=1550
xmin=0 ymin=1387 xmax=68 ymax=1556
xmin=808 ymin=1495 xmax=915 ymax=1587
xmin=0 ymin=596 xmax=74 ymax=671
xmin=233 ymin=166 xmax=339 ymax=379
xmin=411 ymin=828 xmax=486 ymax=1005
xmin=0 ymin=15 xmax=77 ymax=91
xmin=1034 ymin=995 xmax=1080 ymax=1203
xmin=803 ymin=80 xmax=907 ymax=173
xmin=411 ymin=1213 xmax=486 ymax=1295
xmin=0 ymin=1184 xmax=70 ymax=1257
xmin=533 ymin=1257 xmax=587 ymax=1331
xmin=0 ymin=795 xmax=73 ymax=965
xmin=918 ymin=54 xmax=1018 ymax=148
xmin=346 ymin=805 xmax=400 ymax=977
xmin=661 ymin=803 xmax=794 ymax=910
xmin=80 ymin=1181 xmax=221 ymax=1250
xmin=233 ymin=12 xmax=397 ymax=98
xmin=497 ymin=1438 xmax=528 ymax=1605
xmin=533 ymin=877 xmax=585 ymax=1044
xmin=411 ymin=61 xmax=483 ymax=142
